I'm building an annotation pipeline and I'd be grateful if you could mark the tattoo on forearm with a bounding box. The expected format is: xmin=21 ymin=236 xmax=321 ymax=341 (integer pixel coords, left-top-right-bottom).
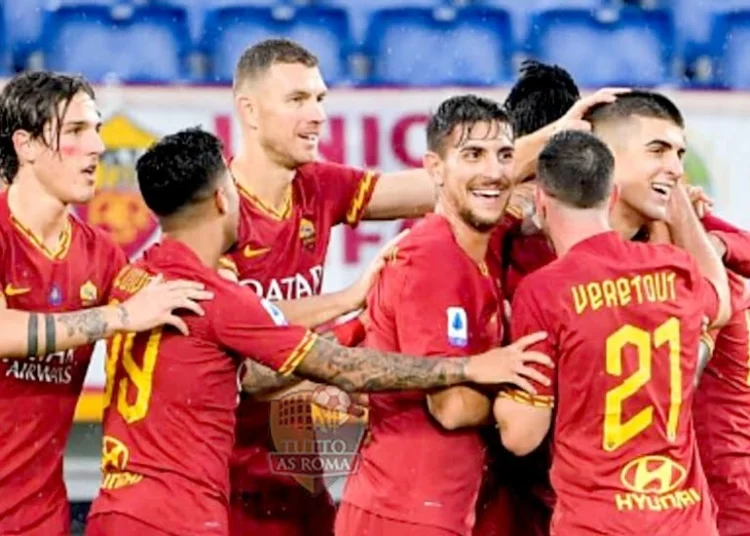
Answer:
xmin=116 ymin=304 xmax=129 ymax=330
xmin=242 ymin=359 xmax=298 ymax=395
xmin=27 ymin=313 xmax=39 ymax=357
xmin=44 ymin=314 xmax=55 ymax=356
xmin=297 ymin=336 xmax=469 ymax=392
xmin=57 ymin=309 xmax=109 ymax=345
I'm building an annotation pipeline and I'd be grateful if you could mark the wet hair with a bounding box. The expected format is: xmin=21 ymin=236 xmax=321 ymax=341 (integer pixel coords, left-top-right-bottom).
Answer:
xmin=0 ymin=71 xmax=95 ymax=183
xmin=233 ymin=38 xmax=319 ymax=91
xmin=504 ymin=60 xmax=580 ymax=137
xmin=136 ymin=127 xmax=227 ymax=218
xmin=426 ymin=94 xmax=512 ymax=155
xmin=537 ymin=130 xmax=615 ymax=209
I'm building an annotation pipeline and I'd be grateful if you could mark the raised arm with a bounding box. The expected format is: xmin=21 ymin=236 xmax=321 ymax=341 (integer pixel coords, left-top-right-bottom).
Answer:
xmin=668 ymin=185 xmax=731 ymax=327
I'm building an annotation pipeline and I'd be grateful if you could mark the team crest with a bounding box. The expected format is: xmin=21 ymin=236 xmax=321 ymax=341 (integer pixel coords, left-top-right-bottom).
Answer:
xmin=80 ymin=280 xmax=98 ymax=306
xmin=299 ymin=218 xmax=316 ymax=250
xmin=72 ymin=115 xmax=160 ymax=259
xmin=268 ymin=385 xmax=365 ymax=494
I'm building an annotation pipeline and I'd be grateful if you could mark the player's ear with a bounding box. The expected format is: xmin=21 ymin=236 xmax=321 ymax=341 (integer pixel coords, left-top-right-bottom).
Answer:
xmin=214 ymin=187 xmax=229 ymax=215
xmin=234 ymin=92 xmax=259 ymax=130
xmin=608 ymin=183 xmax=620 ymax=213
xmin=534 ymin=183 xmax=546 ymax=219
xmin=423 ymin=151 xmax=444 ymax=187
xmin=12 ymin=129 xmax=37 ymax=164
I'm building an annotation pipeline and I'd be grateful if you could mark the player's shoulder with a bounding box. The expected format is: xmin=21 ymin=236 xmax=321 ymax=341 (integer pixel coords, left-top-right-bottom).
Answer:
xmin=393 ymin=215 xmax=460 ymax=264
xmin=622 ymin=239 xmax=696 ymax=271
xmin=71 ymin=215 xmax=122 ymax=254
xmin=297 ymin=161 xmax=357 ymax=181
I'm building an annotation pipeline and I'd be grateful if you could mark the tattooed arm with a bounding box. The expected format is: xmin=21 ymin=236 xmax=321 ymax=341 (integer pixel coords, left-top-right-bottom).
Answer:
xmin=0 ymin=277 xmax=212 ymax=358
xmin=242 ymin=358 xmax=301 ymax=395
xmin=292 ymin=332 xmax=552 ymax=392
xmin=0 ymin=305 xmax=128 ymax=358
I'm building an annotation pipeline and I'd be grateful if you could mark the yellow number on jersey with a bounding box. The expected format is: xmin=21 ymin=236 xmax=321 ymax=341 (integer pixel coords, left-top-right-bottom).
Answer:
xmin=603 ymin=317 xmax=681 ymax=452
xmin=103 ymin=300 xmax=163 ymax=424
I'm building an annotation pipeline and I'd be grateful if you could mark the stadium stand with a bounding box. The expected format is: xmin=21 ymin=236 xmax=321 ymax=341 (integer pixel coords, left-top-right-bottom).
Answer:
xmin=3 ymin=0 xmax=750 ymax=87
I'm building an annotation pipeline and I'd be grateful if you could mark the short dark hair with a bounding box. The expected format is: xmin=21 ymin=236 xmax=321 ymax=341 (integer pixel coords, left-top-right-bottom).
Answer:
xmin=504 ymin=60 xmax=580 ymax=137
xmin=136 ymin=127 xmax=226 ymax=218
xmin=584 ymin=90 xmax=684 ymax=129
xmin=537 ymin=130 xmax=614 ymax=209
xmin=426 ymin=94 xmax=512 ymax=155
xmin=233 ymin=38 xmax=319 ymax=90
xmin=0 ymin=71 xmax=95 ymax=183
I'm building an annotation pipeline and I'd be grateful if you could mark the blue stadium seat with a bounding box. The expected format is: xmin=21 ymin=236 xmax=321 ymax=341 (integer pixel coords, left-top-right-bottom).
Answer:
xmin=202 ymin=6 xmax=352 ymax=85
xmin=365 ymin=7 xmax=513 ymax=86
xmin=475 ymin=0 xmax=605 ymax=44
xmin=39 ymin=5 xmax=192 ymax=83
xmin=672 ymin=0 xmax=750 ymax=56
xmin=710 ymin=11 xmax=750 ymax=88
xmin=526 ymin=8 xmax=675 ymax=87
xmin=317 ymin=0 xmax=448 ymax=44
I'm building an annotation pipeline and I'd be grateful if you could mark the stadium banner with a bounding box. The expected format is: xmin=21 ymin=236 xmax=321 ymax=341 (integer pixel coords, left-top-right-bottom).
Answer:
xmin=73 ymin=85 xmax=750 ymax=421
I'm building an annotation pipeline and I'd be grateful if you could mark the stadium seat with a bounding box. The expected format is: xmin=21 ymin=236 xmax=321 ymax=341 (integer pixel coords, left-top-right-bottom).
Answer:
xmin=710 ymin=11 xmax=750 ymax=89
xmin=526 ymin=7 xmax=675 ymax=87
xmin=474 ymin=0 xmax=605 ymax=44
xmin=317 ymin=0 xmax=448 ymax=44
xmin=39 ymin=5 xmax=192 ymax=83
xmin=365 ymin=7 xmax=513 ymax=86
xmin=202 ymin=6 xmax=352 ymax=85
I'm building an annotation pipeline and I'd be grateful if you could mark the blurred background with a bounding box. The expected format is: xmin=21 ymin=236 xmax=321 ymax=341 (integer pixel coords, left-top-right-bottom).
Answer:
xmin=3 ymin=0 xmax=745 ymax=532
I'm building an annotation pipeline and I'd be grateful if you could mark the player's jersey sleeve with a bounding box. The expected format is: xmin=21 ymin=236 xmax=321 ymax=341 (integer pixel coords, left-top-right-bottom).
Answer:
xmin=314 ymin=162 xmax=379 ymax=227
xmin=210 ymin=283 xmax=317 ymax=376
xmin=501 ymin=278 xmax=557 ymax=407
xmin=702 ymin=214 xmax=750 ymax=277
xmin=391 ymin=256 xmax=477 ymax=358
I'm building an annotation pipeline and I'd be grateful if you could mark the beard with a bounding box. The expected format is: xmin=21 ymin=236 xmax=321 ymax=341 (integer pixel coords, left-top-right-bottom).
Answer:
xmin=458 ymin=206 xmax=499 ymax=234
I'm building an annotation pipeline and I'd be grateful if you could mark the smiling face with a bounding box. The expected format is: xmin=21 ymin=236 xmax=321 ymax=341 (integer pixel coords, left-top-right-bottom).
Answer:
xmin=242 ymin=62 xmax=328 ymax=169
xmin=425 ymin=120 xmax=515 ymax=232
xmin=599 ymin=115 xmax=686 ymax=226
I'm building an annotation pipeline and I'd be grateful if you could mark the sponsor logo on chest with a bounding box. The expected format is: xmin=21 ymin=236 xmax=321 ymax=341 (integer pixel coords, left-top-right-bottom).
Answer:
xmin=240 ymin=265 xmax=324 ymax=301
xmin=2 ymin=349 xmax=77 ymax=385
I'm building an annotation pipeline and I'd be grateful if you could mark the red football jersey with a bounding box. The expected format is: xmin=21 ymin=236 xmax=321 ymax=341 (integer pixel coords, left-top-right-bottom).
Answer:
xmin=341 ymin=214 xmax=502 ymax=536
xmin=87 ymin=238 xmax=316 ymax=535
xmin=221 ymin=162 xmax=378 ymax=496
xmin=0 ymin=190 xmax=125 ymax=535
xmin=702 ymin=214 xmax=750 ymax=277
xmin=505 ymin=231 xmax=719 ymax=536
xmin=693 ymin=275 xmax=750 ymax=536
xmin=488 ymin=213 xmax=555 ymax=303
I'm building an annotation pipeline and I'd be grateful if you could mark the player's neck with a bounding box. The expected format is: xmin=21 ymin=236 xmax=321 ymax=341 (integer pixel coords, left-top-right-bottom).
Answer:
xmin=162 ymin=219 xmax=226 ymax=271
xmin=609 ymin=201 xmax=645 ymax=240
xmin=548 ymin=211 xmax=611 ymax=256
xmin=440 ymin=210 xmax=489 ymax=263
xmin=7 ymin=175 xmax=69 ymax=244
xmin=232 ymin=143 xmax=296 ymax=213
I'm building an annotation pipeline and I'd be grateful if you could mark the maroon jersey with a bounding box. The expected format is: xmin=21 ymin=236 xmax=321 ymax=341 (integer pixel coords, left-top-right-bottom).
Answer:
xmin=702 ymin=214 xmax=750 ymax=277
xmin=341 ymin=214 xmax=501 ymax=535
xmin=694 ymin=276 xmax=750 ymax=536
xmin=488 ymin=212 xmax=555 ymax=302
xmin=221 ymin=162 xmax=378 ymax=497
xmin=0 ymin=190 xmax=125 ymax=535
xmin=504 ymin=231 xmax=719 ymax=536
xmin=88 ymin=239 xmax=316 ymax=535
